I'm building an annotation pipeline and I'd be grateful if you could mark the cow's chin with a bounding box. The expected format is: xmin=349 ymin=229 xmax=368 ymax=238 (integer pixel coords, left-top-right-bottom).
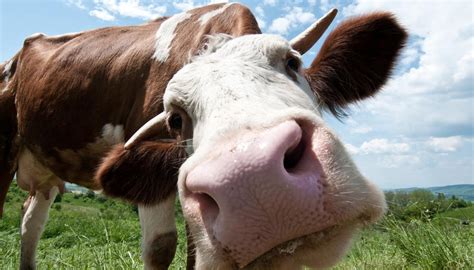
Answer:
xmin=185 ymin=212 xmax=368 ymax=270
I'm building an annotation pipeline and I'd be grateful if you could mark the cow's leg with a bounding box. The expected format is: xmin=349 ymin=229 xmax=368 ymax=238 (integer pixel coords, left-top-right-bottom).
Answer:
xmin=138 ymin=194 xmax=177 ymax=270
xmin=20 ymin=186 xmax=58 ymax=270
xmin=17 ymin=148 xmax=64 ymax=270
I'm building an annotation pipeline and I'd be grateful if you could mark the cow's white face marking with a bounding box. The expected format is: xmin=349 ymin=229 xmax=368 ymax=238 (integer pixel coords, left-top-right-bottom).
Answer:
xmin=165 ymin=34 xmax=319 ymax=153
xmin=198 ymin=3 xmax=235 ymax=25
xmin=153 ymin=12 xmax=192 ymax=63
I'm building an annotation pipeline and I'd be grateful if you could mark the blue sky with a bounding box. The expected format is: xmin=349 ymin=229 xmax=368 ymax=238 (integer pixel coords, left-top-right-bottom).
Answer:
xmin=1 ymin=0 xmax=473 ymax=189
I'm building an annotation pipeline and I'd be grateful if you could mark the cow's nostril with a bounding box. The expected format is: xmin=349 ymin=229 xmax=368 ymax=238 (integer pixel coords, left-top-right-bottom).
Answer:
xmin=283 ymin=133 xmax=306 ymax=172
xmin=193 ymin=192 xmax=219 ymax=220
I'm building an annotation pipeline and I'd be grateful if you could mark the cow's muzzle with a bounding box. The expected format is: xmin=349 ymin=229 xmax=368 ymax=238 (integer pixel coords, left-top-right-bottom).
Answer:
xmin=183 ymin=121 xmax=336 ymax=267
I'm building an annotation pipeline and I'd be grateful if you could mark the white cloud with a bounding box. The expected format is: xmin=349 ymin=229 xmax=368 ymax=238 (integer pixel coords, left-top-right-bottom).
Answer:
xmin=91 ymin=0 xmax=167 ymax=21
xmin=269 ymin=7 xmax=315 ymax=35
xmin=345 ymin=139 xmax=418 ymax=168
xmin=269 ymin=17 xmax=291 ymax=35
xmin=426 ymin=136 xmax=464 ymax=152
xmin=453 ymin=50 xmax=474 ymax=82
xmin=255 ymin=6 xmax=265 ymax=18
xmin=207 ymin=0 xmax=229 ymax=4
xmin=165 ymin=0 xmax=231 ymax=13
xmin=256 ymin=17 xmax=267 ymax=29
xmin=89 ymin=9 xmax=115 ymax=21
xmin=379 ymin=154 xmax=420 ymax=168
xmin=263 ymin=0 xmax=277 ymax=6
xmin=66 ymin=0 xmax=86 ymax=9
xmin=254 ymin=6 xmax=266 ymax=29
xmin=320 ymin=0 xmax=331 ymax=12
xmin=173 ymin=0 xmax=196 ymax=12
xmin=399 ymin=39 xmax=422 ymax=68
xmin=350 ymin=125 xmax=372 ymax=134
xmin=360 ymin=138 xmax=410 ymax=155
xmin=344 ymin=118 xmax=373 ymax=134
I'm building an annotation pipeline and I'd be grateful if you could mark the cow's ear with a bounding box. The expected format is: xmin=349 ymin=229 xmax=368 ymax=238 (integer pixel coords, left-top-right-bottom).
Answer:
xmin=95 ymin=142 xmax=186 ymax=205
xmin=305 ymin=12 xmax=407 ymax=116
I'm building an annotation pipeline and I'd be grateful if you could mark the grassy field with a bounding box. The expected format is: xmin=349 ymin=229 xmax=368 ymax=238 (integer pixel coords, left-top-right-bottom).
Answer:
xmin=1 ymin=182 xmax=473 ymax=269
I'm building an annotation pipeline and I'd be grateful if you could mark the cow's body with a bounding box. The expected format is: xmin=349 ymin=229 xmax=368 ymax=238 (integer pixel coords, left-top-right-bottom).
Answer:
xmin=13 ymin=3 xmax=259 ymax=191
xmin=1 ymin=3 xmax=260 ymax=269
xmin=1 ymin=3 xmax=407 ymax=270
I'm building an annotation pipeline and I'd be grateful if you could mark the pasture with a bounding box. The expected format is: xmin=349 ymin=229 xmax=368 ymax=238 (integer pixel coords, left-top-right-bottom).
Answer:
xmin=1 ymin=182 xmax=472 ymax=269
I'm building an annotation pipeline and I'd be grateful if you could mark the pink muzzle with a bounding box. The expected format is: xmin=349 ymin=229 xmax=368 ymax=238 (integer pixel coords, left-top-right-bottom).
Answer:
xmin=185 ymin=121 xmax=335 ymax=266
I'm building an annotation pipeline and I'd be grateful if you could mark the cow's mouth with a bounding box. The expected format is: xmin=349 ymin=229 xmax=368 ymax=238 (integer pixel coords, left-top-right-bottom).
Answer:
xmin=189 ymin=216 xmax=366 ymax=270
xmin=241 ymin=213 xmax=375 ymax=269
xmin=243 ymin=225 xmax=342 ymax=269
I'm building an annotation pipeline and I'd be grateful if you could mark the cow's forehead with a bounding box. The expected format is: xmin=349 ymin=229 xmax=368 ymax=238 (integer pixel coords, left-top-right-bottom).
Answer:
xmin=207 ymin=34 xmax=293 ymax=62
xmin=164 ymin=34 xmax=311 ymax=110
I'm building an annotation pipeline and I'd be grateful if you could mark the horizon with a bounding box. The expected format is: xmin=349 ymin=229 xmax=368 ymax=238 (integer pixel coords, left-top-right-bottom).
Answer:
xmin=1 ymin=0 xmax=473 ymax=190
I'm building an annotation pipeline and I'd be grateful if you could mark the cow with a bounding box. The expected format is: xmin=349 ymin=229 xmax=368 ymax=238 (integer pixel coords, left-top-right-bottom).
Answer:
xmin=0 ymin=2 xmax=407 ymax=270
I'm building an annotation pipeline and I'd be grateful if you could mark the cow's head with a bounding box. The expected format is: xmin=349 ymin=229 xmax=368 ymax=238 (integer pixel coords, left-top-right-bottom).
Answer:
xmin=99 ymin=9 xmax=406 ymax=269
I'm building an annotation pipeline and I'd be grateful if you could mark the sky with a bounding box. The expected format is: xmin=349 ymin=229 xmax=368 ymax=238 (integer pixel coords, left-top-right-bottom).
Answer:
xmin=1 ymin=0 xmax=473 ymax=189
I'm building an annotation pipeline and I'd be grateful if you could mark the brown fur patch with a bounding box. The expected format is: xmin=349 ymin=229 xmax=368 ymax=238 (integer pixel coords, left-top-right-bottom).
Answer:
xmin=305 ymin=12 xmax=408 ymax=116
xmin=145 ymin=231 xmax=178 ymax=270
xmin=95 ymin=142 xmax=186 ymax=205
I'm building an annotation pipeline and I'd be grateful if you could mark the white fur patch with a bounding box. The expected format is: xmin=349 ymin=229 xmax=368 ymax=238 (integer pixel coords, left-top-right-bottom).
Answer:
xmin=278 ymin=239 xmax=303 ymax=255
xmin=3 ymin=59 xmax=13 ymax=83
xmin=138 ymin=195 xmax=176 ymax=241
xmin=21 ymin=187 xmax=59 ymax=267
xmin=138 ymin=195 xmax=176 ymax=269
xmin=198 ymin=3 xmax=234 ymax=25
xmin=153 ymin=12 xmax=192 ymax=63
xmin=101 ymin=123 xmax=124 ymax=145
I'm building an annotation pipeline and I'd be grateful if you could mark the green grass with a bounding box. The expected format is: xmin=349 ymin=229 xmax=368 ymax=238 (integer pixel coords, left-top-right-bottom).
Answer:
xmin=1 ymin=183 xmax=473 ymax=269
xmin=437 ymin=206 xmax=474 ymax=220
xmin=0 ymin=184 xmax=188 ymax=269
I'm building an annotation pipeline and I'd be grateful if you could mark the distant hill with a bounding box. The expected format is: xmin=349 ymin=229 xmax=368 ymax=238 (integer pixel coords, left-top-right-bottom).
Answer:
xmin=393 ymin=184 xmax=474 ymax=201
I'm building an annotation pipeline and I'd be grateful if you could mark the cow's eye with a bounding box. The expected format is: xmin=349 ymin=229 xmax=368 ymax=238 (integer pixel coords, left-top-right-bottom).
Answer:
xmin=286 ymin=56 xmax=300 ymax=72
xmin=169 ymin=113 xmax=182 ymax=130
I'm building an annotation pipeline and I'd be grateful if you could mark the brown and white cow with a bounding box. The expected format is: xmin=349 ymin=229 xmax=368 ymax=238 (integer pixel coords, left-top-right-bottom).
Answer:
xmin=0 ymin=3 xmax=406 ymax=270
